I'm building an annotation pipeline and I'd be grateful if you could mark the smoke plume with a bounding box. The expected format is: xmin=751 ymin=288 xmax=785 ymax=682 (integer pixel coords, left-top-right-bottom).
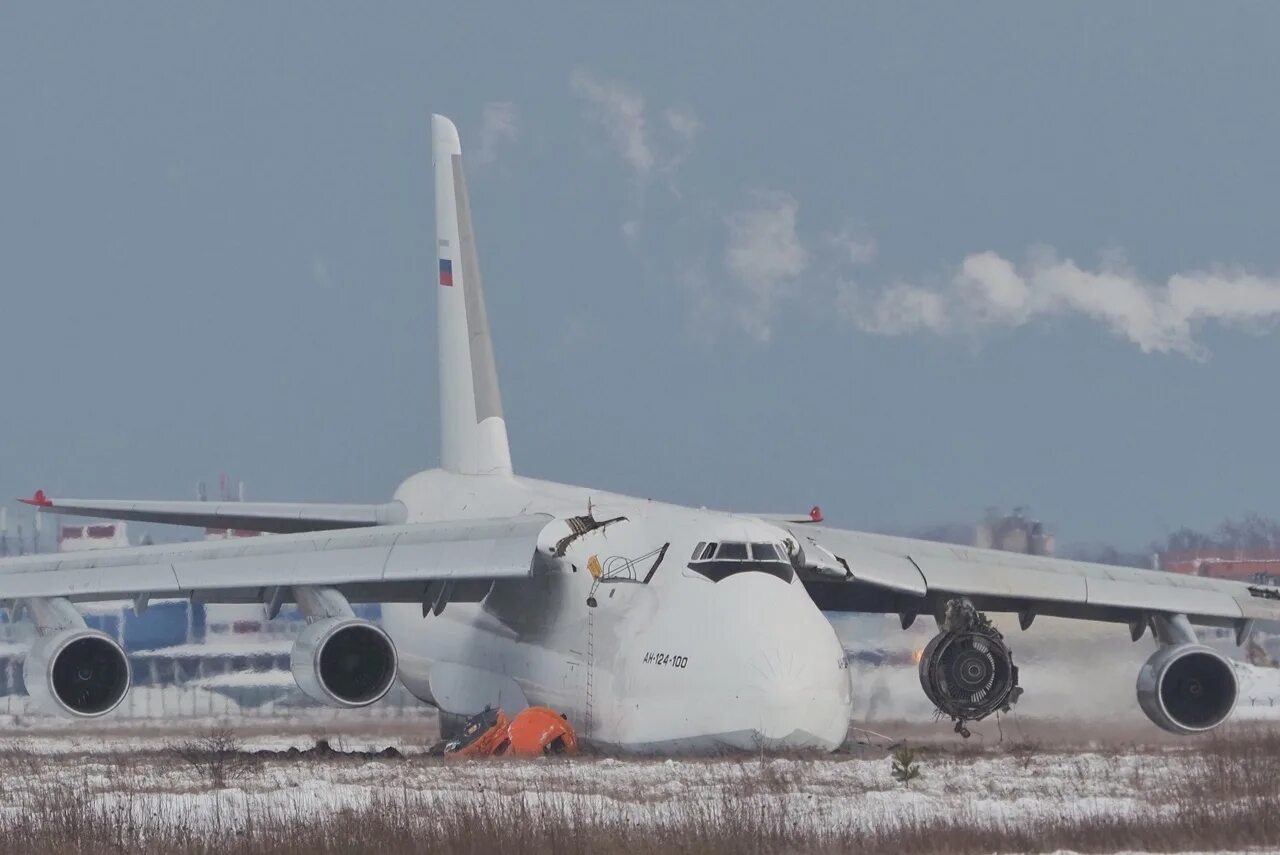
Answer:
xmin=840 ymin=249 xmax=1280 ymax=358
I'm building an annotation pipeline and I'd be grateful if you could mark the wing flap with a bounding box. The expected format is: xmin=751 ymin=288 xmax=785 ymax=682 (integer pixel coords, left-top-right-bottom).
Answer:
xmin=1237 ymin=591 xmax=1280 ymax=621
xmin=1086 ymin=575 xmax=1242 ymax=619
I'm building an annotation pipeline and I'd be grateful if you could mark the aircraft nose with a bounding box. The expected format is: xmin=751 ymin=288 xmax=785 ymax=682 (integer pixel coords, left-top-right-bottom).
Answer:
xmin=614 ymin=571 xmax=852 ymax=752
xmin=714 ymin=575 xmax=853 ymax=750
xmin=734 ymin=632 xmax=851 ymax=749
xmin=738 ymin=653 xmax=847 ymax=746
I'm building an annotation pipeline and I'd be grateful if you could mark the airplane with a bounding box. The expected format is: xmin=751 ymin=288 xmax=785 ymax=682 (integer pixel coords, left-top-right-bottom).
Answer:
xmin=2 ymin=113 xmax=1276 ymax=752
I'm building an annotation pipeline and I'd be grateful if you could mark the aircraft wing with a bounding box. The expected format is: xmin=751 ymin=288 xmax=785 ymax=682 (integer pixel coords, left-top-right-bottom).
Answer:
xmin=0 ymin=514 xmax=550 ymax=605
xmin=19 ymin=490 xmax=406 ymax=533
xmin=788 ymin=524 xmax=1280 ymax=633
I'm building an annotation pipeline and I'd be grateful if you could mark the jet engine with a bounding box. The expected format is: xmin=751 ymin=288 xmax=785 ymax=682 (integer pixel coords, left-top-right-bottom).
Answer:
xmin=24 ymin=629 xmax=130 ymax=718
xmin=290 ymin=617 xmax=398 ymax=707
xmin=1136 ymin=644 xmax=1237 ymax=734
xmin=918 ymin=599 xmax=1021 ymax=737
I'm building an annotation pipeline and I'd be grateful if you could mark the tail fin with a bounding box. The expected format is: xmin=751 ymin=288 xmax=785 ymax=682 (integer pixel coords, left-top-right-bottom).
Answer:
xmin=432 ymin=114 xmax=513 ymax=476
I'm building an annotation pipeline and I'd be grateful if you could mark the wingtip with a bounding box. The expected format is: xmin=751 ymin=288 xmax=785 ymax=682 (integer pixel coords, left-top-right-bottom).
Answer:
xmin=19 ymin=489 xmax=52 ymax=508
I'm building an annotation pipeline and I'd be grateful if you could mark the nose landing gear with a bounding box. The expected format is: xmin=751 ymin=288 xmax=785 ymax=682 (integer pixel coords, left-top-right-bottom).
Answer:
xmin=918 ymin=599 xmax=1022 ymax=738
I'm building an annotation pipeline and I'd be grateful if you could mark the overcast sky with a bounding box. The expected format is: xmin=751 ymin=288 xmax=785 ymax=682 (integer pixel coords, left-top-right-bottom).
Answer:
xmin=3 ymin=3 xmax=1280 ymax=549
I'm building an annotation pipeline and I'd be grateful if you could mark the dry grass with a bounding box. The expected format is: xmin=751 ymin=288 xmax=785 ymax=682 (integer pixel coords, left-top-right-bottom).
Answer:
xmin=0 ymin=784 xmax=1275 ymax=855
xmin=0 ymin=727 xmax=1277 ymax=853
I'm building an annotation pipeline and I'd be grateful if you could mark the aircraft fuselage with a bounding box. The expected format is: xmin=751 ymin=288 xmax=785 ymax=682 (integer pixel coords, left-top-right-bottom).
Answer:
xmin=381 ymin=469 xmax=853 ymax=752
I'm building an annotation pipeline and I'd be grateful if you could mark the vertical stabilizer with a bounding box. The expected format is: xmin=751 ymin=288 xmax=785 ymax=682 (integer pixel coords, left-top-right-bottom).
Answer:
xmin=432 ymin=114 xmax=513 ymax=476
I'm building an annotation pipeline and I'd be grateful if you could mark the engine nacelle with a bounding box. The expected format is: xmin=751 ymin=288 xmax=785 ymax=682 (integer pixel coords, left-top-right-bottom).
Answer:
xmin=919 ymin=625 xmax=1021 ymax=736
xmin=290 ymin=617 xmax=398 ymax=707
xmin=23 ymin=629 xmax=130 ymax=718
xmin=1137 ymin=644 xmax=1237 ymax=734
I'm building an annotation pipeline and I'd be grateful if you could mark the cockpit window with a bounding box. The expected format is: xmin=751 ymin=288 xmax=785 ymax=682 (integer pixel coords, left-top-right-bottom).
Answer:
xmin=687 ymin=540 xmax=793 ymax=584
xmin=715 ymin=542 xmax=748 ymax=560
xmin=691 ymin=542 xmax=706 ymax=560
xmin=750 ymin=542 xmax=781 ymax=561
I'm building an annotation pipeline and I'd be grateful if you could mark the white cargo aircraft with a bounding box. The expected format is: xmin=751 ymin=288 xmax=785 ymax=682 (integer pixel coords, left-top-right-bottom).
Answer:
xmin=3 ymin=115 xmax=1277 ymax=751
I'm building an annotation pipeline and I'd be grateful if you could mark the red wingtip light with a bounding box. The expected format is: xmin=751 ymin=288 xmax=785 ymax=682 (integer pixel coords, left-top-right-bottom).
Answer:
xmin=20 ymin=490 xmax=52 ymax=508
xmin=809 ymin=505 xmax=823 ymax=523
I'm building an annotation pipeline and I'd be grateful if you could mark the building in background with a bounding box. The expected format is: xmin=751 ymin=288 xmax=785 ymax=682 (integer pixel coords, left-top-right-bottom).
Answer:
xmin=58 ymin=521 xmax=132 ymax=551
xmin=0 ymin=505 xmax=50 ymax=557
xmin=1166 ymin=552 xmax=1280 ymax=585
xmin=975 ymin=507 xmax=1055 ymax=556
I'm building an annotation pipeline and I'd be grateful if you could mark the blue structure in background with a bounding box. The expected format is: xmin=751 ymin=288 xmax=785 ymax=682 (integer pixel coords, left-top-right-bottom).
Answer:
xmin=130 ymin=601 xmax=206 ymax=651
xmin=0 ymin=601 xmax=385 ymax=699
xmin=81 ymin=600 xmax=206 ymax=652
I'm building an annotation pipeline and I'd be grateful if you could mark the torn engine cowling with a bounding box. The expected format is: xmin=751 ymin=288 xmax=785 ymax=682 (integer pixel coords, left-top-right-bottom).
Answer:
xmin=290 ymin=617 xmax=398 ymax=708
xmin=1137 ymin=644 xmax=1237 ymax=734
xmin=918 ymin=599 xmax=1022 ymax=737
xmin=24 ymin=629 xmax=131 ymax=718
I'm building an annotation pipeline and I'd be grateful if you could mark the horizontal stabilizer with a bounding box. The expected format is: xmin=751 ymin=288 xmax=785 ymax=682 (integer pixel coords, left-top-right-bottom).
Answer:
xmin=19 ymin=491 xmax=407 ymax=533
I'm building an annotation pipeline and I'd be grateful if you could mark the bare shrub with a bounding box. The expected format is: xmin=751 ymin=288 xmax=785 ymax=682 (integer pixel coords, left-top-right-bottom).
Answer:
xmin=170 ymin=723 xmax=259 ymax=790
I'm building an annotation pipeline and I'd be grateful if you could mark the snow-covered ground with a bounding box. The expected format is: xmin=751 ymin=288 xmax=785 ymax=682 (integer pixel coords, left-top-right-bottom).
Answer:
xmin=0 ymin=727 xmax=1271 ymax=854
xmin=0 ymin=691 xmax=1275 ymax=851
xmin=0 ymin=753 xmax=1130 ymax=831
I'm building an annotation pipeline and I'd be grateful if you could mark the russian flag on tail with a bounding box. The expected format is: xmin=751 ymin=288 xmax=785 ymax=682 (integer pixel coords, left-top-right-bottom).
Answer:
xmin=439 ymin=258 xmax=454 ymax=287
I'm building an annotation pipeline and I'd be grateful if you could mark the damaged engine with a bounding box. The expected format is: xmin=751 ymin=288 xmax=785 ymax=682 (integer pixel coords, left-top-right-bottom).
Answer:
xmin=918 ymin=599 xmax=1022 ymax=737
